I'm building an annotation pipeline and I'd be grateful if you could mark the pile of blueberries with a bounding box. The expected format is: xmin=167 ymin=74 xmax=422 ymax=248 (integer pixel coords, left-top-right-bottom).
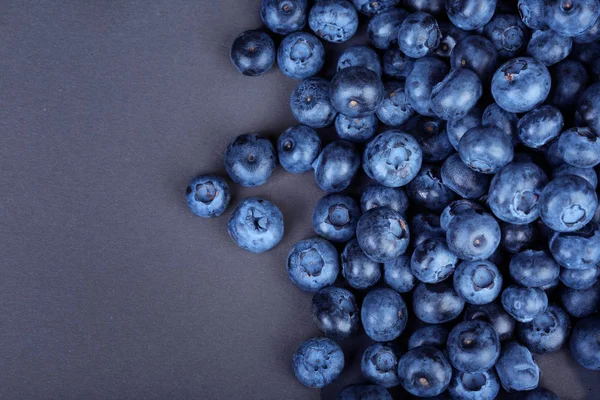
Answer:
xmin=188 ymin=0 xmax=600 ymax=398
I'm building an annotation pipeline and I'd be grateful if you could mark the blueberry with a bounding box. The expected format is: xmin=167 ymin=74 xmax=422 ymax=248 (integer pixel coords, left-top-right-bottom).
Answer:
xmin=488 ymin=161 xmax=548 ymax=224
xmin=351 ymin=0 xmax=399 ymax=16
xmin=517 ymin=106 xmax=563 ymax=150
xmin=448 ymin=370 xmax=500 ymax=400
xmin=544 ymin=0 xmax=600 ymax=37
xmin=407 ymin=165 xmax=456 ymax=212
xmin=570 ymin=316 xmax=600 ymax=370
xmin=361 ymin=343 xmax=402 ymax=387
xmin=518 ymin=0 xmax=548 ymax=29
xmin=464 ymin=302 xmax=516 ymax=341
xmin=510 ymin=250 xmax=560 ymax=288
xmin=501 ymin=285 xmax=548 ymax=322
xmin=397 ymin=12 xmax=441 ymax=59
xmin=291 ymin=337 xmax=344 ymax=388
xmin=459 ymin=126 xmax=514 ymax=174
xmin=445 ymin=0 xmax=497 ymax=30
xmin=436 ymin=22 xmax=469 ymax=58
xmin=362 ymin=130 xmax=423 ymax=188
xmin=405 ymin=0 xmax=445 ymax=15
xmin=312 ymin=194 xmax=360 ymax=243
xmin=430 ymin=68 xmax=482 ymax=121
xmin=228 ymin=198 xmax=284 ymax=253
xmin=408 ymin=325 xmax=449 ymax=349
xmin=402 ymin=116 xmax=454 ymax=163
xmin=454 ymin=260 xmax=503 ymax=305
xmin=517 ymin=304 xmax=570 ymax=354
xmin=482 ymin=102 xmax=519 ymax=145
xmin=447 ymin=107 xmax=482 ymax=151
xmin=447 ymin=320 xmax=500 ymax=373
xmin=383 ymin=255 xmax=415 ymax=293
xmin=230 ymin=30 xmax=275 ymax=76
xmin=290 ymin=77 xmax=337 ymax=128
xmin=261 ymin=0 xmax=308 ymax=35
xmin=560 ymin=265 xmax=599 ymax=289
xmin=356 ymin=207 xmax=410 ymax=263
xmin=278 ymin=125 xmax=321 ymax=173
xmin=397 ymin=346 xmax=452 ymax=397
xmin=484 ymin=14 xmax=530 ymax=59
xmin=411 ymin=237 xmax=458 ymax=284
xmin=335 ymin=115 xmax=378 ymax=144
xmin=287 ymin=237 xmax=339 ymax=291
xmin=413 ymin=281 xmax=465 ymax=324
xmin=313 ymin=140 xmax=361 ymax=193
xmin=337 ymin=46 xmax=382 ymax=77
xmin=342 ymin=239 xmax=382 ymax=289
xmin=446 ymin=209 xmax=501 ymax=261
xmin=224 ymin=134 xmax=276 ymax=187
xmin=361 ymin=288 xmax=407 ymax=341
xmin=561 ymin=280 xmax=600 ymax=317
xmin=330 ymin=67 xmax=384 ymax=118
xmin=574 ymin=14 xmax=600 ymax=42
xmin=549 ymin=222 xmax=600 ymax=270
xmin=360 ymin=183 xmax=409 ymax=215
xmin=185 ymin=175 xmax=230 ymax=218
xmin=576 ymin=82 xmax=600 ymax=135
xmin=441 ymin=156 xmax=489 ymax=201
xmin=523 ymin=388 xmax=560 ymax=400
xmin=410 ymin=213 xmax=445 ymax=246
xmin=406 ymin=57 xmax=449 ymax=117
xmin=312 ymin=286 xmax=360 ymax=340
xmin=375 ymin=81 xmax=414 ymax=127
xmin=494 ymin=341 xmax=540 ymax=391
xmin=552 ymin=164 xmax=598 ymax=188
xmin=545 ymin=140 xmax=564 ymax=167
xmin=450 ymin=35 xmax=498 ymax=82
xmin=338 ymin=384 xmax=392 ymax=400
xmin=526 ymin=30 xmax=572 ymax=67
xmin=558 ymin=127 xmax=600 ymax=168
xmin=551 ymin=60 xmax=589 ymax=111
xmin=366 ymin=9 xmax=405 ymax=50
xmin=501 ymin=222 xmax=536 ymax=254
xmin=308 ymin=0 xmax=359 ymax=43
xmin=491 ymin=57 xmax=551 ymax=113
xmin=539 ymin=175 xmax=598 ymax=232
xmin=382 ymin=49 xmax=415 ymax=79
xmin=277 ymin=32 xmax=324 ymax=80
xmin=440 ymin=200 xmax=484 ymax=231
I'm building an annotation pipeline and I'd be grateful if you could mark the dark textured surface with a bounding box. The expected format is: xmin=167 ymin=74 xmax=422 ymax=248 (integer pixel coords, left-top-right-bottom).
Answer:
xmin=1 ymin=1 xmax=599 ymax=399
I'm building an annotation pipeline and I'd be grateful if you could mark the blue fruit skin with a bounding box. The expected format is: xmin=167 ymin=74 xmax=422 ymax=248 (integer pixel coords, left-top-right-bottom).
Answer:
xmin=383 ymin=256 xmax=416 ymax=293
xmin=411 ymin=213 xmax=444 ymax=246
xmin=361 ymin=288 xmax=408 ymax=341
xmin=551 ymin=60 xmax=590 ymax=110
xmin=465 ymin=302 xmax=516 ymax=341
xmin=401 ymin=116 xmax=453 ymax=163
xmin=517 ymin=304 xmax=570 ymax=354
xmin=313 ymin=194 xmax=360 ymax=242
xmin=482 ymin=102 xmax=519 ymax=146
xmin=442 ymin=156 xmax=490 ymax=200
xmin=342 ymin=239 xmax=382 ymax=289
xmin=445 ymin=0 xmax=497 ymax=30
xmin=446 ymin=210 xmax=501 ymax=261
xmin=576 ymin=82 xmax=600 ymax=135
xmin=491 ymin=57 xmax=551 ymax=113
xmin=312 ymin=286 xmax=360 ymax=340
xmin=574 ymin=15 xmax=600 ymax=42
xmin=430 ymin=68 xmax=482 ymax=121
xmin=558 ymin=127 xmax=600 ymax=168
xmin=448 ymin=370 xmax=500 ymax=400
xmin=560 ymin=266 xmax=599 ymax=289
xmin=376 ymin=81 xmax=414 ymax=127
xmin=411 ymin=237 xmax=458 ymax=284
xmin=552 ymin=164 xmax=597 ymax=188
xmin=413 ymin=281 xmax=465 ymax=324
xmin=397 ymin=12 xmax=441 ymax=59
xmin=278 ymin=125 xmax=321 ymax=173
xmin=224 ymin=134 xmax=276 ymax=187
xmin=230 ymin=30 xmax=275 ymax=76
xmin=397 ymin=346 xmax=452 ymax=397
xmin=570 ymin=316 xmax=600 ymax=370
xmin=441 ymin=200 xmax=484 ymax=231
xmin=368 ymin=9 xmax=408 ymax=49
xmin=447 ymin=320 xmax=501 ymax=372
xmin=313 ymin=140 xmax=361 ymax=193
xmin=495 ymin=341 xmax=540 ymax=391
xmin=287 ymin=237 xmax=339 ymax=292
xmin=290 ymin=78 xmax=337 ymax=128
xmin=501 ymin=285 xmax=548 ymax=323
xmin=545 ymin=140 xmax=564 ymax=167
xmin=335 ymin=114 xmax=378 ymax=143
xmin=459 ymin=126 xmax=514 ymax=175
xmin=363 ymin=130 xmax=423 ymax=188
xmin=484 ymin=14 xmax=530 ymax=59
xmin=383 ymin=49 xmax=415 ymax=79
xmin=351 ymin=0 xmax=399 ymax=15
xmin=407 ymin=165 xmax=456 ymax=212
xmin=523 ymin=388 xmax=560 ymax=400
xmin=526 ymin=30 xmax=572 ymax=67
xmin=185 ymin=175 xmax=231 ymax=218
xmin=488 ymin=161 xmax=548 ymax=224
xmin=518 ymin=0 xmax=548 ymax=29
xmin=447 ymin=107 xmax=482 ymax=151
xmin=406 ymin=57 xmax=449 ymax=116
xmin=338 ymin=384 xmax=392 ymax=400
xmin=261 ymin=0 xmax=308 ymax=35
xmin=501 ymin=222 xmax=536 ymax=254
xmin=454 ymin=260 xmax=503 ymax=305
xmin=405 ymin=0 xmax=445 ymax=14
xmin=361 ymin=343 xmax=402 ymax=388
xmin=544 ymin=0 xmax=600 ymax=37
xmin=337 ymin=46 xmax=382 ymax=76
xmin=291 ymin=337 xmax=344 ymax=388
xmin=518 ymin=106 xmax=564 ymax=149
xmin=510 ymin=250 xmax=560 ymax=288
xmin=539 ymin=175 xmax=598 ymax=232
xmin=278 ymin=32 xmax=324 ymax=80
xmin=549 ymin=222 xmax=600 ymax=270
xmin=308 ymin=0 xmax=359 ymax=43
xmin=450 ymin=35 xmax=498 ymax=82
xmin=361 ymin=183 xmax=409 ymax=215
xmin=561 ymin=280 xmax=600 ymax=317
xmin=330 ymin=67 xmax=385 ymax=118
xmin=436 ymin=22 xmax=469 ymax=57
xmin=356 ymin=207 xmax=410 ymax=263
xmin=228 ymin=198 xmax=284 ymax=253
xmin=408 ymin=325 xmax=449 ymax=349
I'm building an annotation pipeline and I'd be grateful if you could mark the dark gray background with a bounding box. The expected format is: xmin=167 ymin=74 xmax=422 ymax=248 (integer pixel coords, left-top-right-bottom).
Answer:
xmin=1 ymin=1 xmax=598 ymax=399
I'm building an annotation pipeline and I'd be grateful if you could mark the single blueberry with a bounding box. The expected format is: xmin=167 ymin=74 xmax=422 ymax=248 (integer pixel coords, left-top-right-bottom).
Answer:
xmin=413 ymin=281 xmax=465 ymax=324
xmin=401 ymin=116 xmax=453 ymax=163
xmin=330 ymin=67 xmax=385 ymax=118
xmin=397 ymin=346 xmax=452 ymax=397
xmin=560 ymin=265 xmax=599 ymax=289
xmin=441 ymin=155 xmax=490 ymax=200
xmin=290 ymin=77 xmax=337 ymax=128
xmin=551 ymin=60 xmax=590 ymax=110
xmin=517 ymin=304 xmax=570 ymax=353
xmin=527 ymin=29 xmax=572 ymax=66
xmin=510 ymin=250 xmax=560 ymax=288
xmin=376 ymin=81 xmax=414 ymax=127
xmin=287 ymin=236 xmax=339 ymax=291
xmin=450 ymin=35 xmax=498 ymax=82
xmin=368 ymin=8 xmax=408 ymax=49
xmin=278 ymin=32 xmax=325 ymax=80
xmin=291 ymin=337 xmax=344 ymax=388
xmin=552 ymin=164 xmax=598 ymax=188
xmin=361 ymin=288 xmax=408 ymax=341
xmin=482 ymin=102 xmax=519 ymax=146
xmin=411 ymin=237 xmax=458 ymax=284
xmin=383 ymin=256 xmax=415 ymax=293
xmin=447 ymin=320 xmax=501 ymax=372
xmin=356 ymin=207 xmax=410 ymax=263
xmin=440 ymin=200 xmax=485 ymax=231
xmin=458 ymin=126 xmax=514 ymax=174
xmin=448 ymin=370 xmax=500 ymax=400
xmin=342 ymin=239 xmax=382 ymax=289
xmin=569 ymin=315 xmax=600 ymax=370
xmin=518 ymin=105 xmax=564 ymax=149
xmin=224 ymin=134 xmax=276 ymax=187
xmin=576 ymin=82 xmax=600 ymax=135
xmin=446 ymin=209 xmax=501 ymax=261
xmin=361 ymin=343 xmax=402 ymax=388
xmin=228 ymin=197 xmax=284 ymax=253
xmin=337 ymin=46 xmax=382 ymax=77
xmin=406 ymin=165 xmax=456 ymax=212
xmin=447 ymin=107 xmax=482 ymax=151
xmin=278 ymin=125 xmax=321 ymax=173
xmin=501 ymin=285 xmax=548 ymax=323
xmin=544 ymin=0 xmax=600 ymax=37
xmin=382 ymin=49 xmax=415 ymax=79
xmin=406 ymin=57 xmax=449 ymax=117
xmin=312 ymin=286 xmax=360 ymax=340
xmin=410 ymin=213 xmax=445 ymax=246
xmin=454 ymin=260 xmax=503 ymax=305
xmin=549 ymin=222 xmax=600 ymax=270
xmin=338 ymin=384 xmax=392 ymax=400
xmin=561 ymin=280 xmax=600 ymax=317
xmin=185 ymin=175 xmax=230 ymax=218
xmin=312 ymin=140 xmax=361 ymax=193
xmin=308 ymin=0 xmax=359 ymax=43
xmin=430 ymin=68 xmax=482 ymax=121
xmin=518 ymin=0 xmax=548 ymax=29
xmin=397 ymin=12 xmax=441 ymax=59
xmin=464 ymin=302 xmax=516 ymax=341
xmin=261 ymin=0 xmax=308 ymax=35
xmin=494 ymin=341 xmax=540 ymax=391
xmin=500 ymin=222 xmax=536 ymax=254
xmin=360 ymin=183 xmax=409 ymax=215
xmin=313 ymin=194 xmax=360 ymax=242
xmin=484 ymin=14 xmax=530 ymax=59
xmin=445 ymin=0 xmax=497 ymax=30
xmin=408 ymin=325 xmax=449 ymax=349
xmin=230 ymin=30 xmax=275 ymax=76
xmin=335 ymin=114 xmax=378 ymax=143
xmin=351 ymin=0 xmax=400 ymax=16
xmin=558 ymin=127 xmax=600 ymax=168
